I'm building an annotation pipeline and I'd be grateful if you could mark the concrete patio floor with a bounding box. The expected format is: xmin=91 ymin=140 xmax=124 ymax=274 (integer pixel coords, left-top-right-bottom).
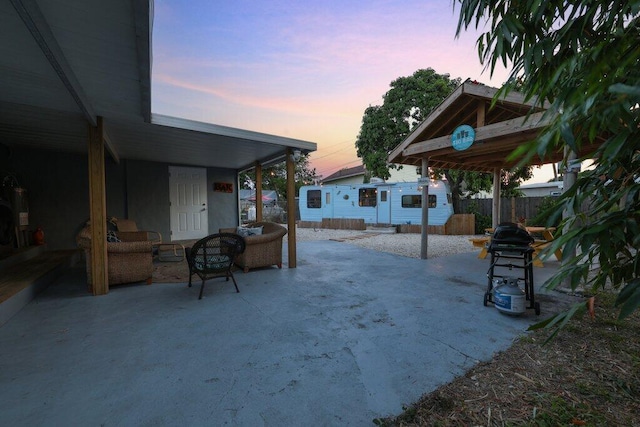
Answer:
xmin=0 ymin=240 xmax=577 ymax=426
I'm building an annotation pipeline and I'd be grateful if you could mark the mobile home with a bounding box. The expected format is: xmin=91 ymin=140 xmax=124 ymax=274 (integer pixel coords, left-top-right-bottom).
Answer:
xmin=298 ymin=180 xmax=454 ymax=226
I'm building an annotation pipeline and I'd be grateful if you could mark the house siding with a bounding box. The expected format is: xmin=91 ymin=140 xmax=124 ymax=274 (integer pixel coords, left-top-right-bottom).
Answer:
xmin=1 ymin=148 xmax=240 ymax=251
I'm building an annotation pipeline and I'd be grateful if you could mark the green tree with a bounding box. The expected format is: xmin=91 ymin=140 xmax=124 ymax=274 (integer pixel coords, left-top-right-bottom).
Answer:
xmin=240 ymin=154 xmax=316 ymax=201
xmin=355 ymin=68 xmax=461 ymax=180
xmin=356 ymin=68 xmax=532 ymax=213
xmin=456 ymin=1 xmax=640 ymax=322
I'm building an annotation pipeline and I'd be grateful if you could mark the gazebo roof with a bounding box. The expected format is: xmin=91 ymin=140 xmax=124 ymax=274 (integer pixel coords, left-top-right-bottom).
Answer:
xmin=388 ymin=80 xmax=601 ymax=172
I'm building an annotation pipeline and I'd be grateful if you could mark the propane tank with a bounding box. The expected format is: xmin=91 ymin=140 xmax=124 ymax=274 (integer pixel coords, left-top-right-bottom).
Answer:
xmin=493 ymin=277 xmax=526 ymax=315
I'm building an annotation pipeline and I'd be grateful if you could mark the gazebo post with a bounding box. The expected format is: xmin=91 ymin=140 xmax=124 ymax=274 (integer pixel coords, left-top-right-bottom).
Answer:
xmin=492 ymin=168 xmax=501 ymax=229
xmin=420 ymin=157 xmax=429 ymax=259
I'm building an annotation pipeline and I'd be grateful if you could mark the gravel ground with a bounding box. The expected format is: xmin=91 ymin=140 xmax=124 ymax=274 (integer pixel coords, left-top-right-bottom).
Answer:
xmin=284 ymin=226 xmax=479 ymax=259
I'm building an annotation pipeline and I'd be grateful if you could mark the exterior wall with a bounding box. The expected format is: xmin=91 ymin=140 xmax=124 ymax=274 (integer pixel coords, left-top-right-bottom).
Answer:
xmin=388 ymin=165 xmax=420 ymax=182
xmin=207 ymin=167 xmax=239 ymax=232
xmin=124 ymin=160 xmax=169 ymax=240
xmin=0 ymin=148 xmax=241 ymax=250
xmin=1 ymin=148 xmax=125 ymax=251
xmin=387 ymin=184 xmax=453 ymax=225
xmin=298 ymin=181 xmax=453 ymax=226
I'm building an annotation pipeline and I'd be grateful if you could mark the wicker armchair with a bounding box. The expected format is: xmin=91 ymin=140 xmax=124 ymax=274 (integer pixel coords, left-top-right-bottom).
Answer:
xmin=114 ymin=218 xmax=162 ymax=247
xmin=76 ymin=225 xmax=154 ymax=287
xmin=219 ymin=222 xmax=287 ymax=273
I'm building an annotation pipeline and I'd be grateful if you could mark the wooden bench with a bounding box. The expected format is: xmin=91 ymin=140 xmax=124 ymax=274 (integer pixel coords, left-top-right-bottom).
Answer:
xmin=469 ymin=237 xmax=490 ymax=259
xmin=531 ymin=239 xmax=563 ymax=267
xmin=531 ymin=240 xmax=548 ymax=267
xmin=470 ymin=237 xmax=560 ymax=267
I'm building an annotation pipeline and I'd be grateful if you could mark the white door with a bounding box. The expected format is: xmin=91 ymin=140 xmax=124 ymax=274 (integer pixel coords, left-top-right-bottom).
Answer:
xmin=377 ymin=186 xmax=391 ymax=224
xmin=321 ymin=189 xmax=333 ymax=219
xmin=169 ymin=166 xmax=208 ymax=241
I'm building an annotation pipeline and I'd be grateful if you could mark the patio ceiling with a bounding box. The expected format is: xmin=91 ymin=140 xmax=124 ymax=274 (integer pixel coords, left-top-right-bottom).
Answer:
xmin=0 ymin=0 xmax=316 ymax=171
xmin=388 ymin=81 xmax=603 ymax=173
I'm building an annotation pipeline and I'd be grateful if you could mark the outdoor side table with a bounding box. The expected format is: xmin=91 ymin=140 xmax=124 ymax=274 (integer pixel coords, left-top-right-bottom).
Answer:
xmin=157 ymin=243 xmax=185 ymax=262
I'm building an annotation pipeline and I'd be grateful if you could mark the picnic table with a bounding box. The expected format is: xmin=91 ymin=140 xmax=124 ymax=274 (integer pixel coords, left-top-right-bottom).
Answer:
xmin=470 ymin=226 xmax=562 ymax=267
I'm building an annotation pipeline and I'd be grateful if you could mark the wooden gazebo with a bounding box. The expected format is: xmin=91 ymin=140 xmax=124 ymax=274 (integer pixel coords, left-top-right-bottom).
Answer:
xmin=388 ymin=80 xmax=602 ymax=258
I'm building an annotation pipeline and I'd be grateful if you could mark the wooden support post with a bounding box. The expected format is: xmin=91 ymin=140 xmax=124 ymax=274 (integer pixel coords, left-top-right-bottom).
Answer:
xmin=286 ymin=148 xmax=297 ymax=268
xmin=255 ymin=162 xmax=263 ymax=222
xmin=420 ymin=157 xmax=429 ymax=259
xmin=88 ymin=116 xmax=108 ymax=295
xmin=492 ymin=168 xmax=501 ymax=229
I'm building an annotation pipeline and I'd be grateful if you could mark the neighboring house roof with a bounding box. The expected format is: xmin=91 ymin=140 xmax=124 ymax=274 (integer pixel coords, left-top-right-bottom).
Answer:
xmin=518 ymin=180 xmax=563 ymax=190
xmin=322 ymin=165 xmax=366 ymax=183
xmin=0 ymin=0 xmax=316 ymax=171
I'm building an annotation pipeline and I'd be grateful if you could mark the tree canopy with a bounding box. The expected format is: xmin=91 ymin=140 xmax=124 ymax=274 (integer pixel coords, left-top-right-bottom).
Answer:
xmin=355 ymin=67 xmax=533 ymax=212
xmin=355 ymin=68 xmax=461 ymax=180
xmin=240 ymin=154 xmax=316 ymax=200
xmin=456 ymin=0 xmax=640 ymax=321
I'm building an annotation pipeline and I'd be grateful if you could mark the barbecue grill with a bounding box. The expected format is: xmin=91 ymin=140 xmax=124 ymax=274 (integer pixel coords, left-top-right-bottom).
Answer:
xmin=484 ymin=222 xmax=540 ymax=315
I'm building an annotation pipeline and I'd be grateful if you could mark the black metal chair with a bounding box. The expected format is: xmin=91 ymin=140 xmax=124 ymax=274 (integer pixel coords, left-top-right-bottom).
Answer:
xmin=186 ymin=233 xmax=246 ymax=299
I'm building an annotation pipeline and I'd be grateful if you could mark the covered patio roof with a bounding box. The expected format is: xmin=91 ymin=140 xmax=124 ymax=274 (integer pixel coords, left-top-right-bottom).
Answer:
xmin=388 ymin=80 xmax=602 ymax=172
xmin=0 ymin=0 xmax=315 ymax=293
xmin=0 ymin=0 xmax=316 ymax=170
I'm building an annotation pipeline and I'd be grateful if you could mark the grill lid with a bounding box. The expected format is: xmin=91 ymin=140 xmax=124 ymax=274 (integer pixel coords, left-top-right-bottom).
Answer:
xmin=491 ymin=222 xmax=534 ymax=246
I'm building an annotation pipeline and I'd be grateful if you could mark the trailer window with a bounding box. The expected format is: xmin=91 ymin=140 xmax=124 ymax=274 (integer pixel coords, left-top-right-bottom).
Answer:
xmin=401 ymin=195 xmax=437 ymax=208
xmin=359 ymin=188 xmax=377 ymax=207
xmin=380 ymin=190 xmax=387 ymax=202
xmin=307 ymin=190 xmax=321 ymax=208
xmin=401 ymin=195 xmax=421 ymax=208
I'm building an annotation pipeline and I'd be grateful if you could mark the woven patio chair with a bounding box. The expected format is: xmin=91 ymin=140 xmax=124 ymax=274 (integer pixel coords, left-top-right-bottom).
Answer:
xmin=114 ymin=218 xmax=162 ymax=247
xmin=76 ymin=224 xmax=154 ymax=288
xmin=219 ymin=222 xmax=287 ymax=273
xmin=186 ymin=233 xmax=246 ymax=299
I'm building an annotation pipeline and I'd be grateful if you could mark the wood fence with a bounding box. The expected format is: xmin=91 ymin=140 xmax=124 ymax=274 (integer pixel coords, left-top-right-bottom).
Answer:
xmin=458 ymin=197 xmax=549 ymax=224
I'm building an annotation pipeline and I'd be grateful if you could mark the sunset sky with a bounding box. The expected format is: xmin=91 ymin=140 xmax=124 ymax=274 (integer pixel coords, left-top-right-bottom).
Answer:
xmin=151 ymin=0 xmax=555 ymax=183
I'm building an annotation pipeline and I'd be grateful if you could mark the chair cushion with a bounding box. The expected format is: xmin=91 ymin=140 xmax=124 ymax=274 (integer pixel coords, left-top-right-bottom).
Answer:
xmin=106 ymin=230 xmax=121 ymax=242
xmin=194 ymin=254 xmax=230 ymax=270
xmin=236 ymin=226 xmax=263 ymax=237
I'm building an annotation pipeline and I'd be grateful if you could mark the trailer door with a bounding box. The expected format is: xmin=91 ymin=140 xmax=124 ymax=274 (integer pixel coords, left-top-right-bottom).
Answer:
xmin=322 ymin=189 xmax=333 ymax=219
xmin=376 ymin=186 xmax=391 ymax=224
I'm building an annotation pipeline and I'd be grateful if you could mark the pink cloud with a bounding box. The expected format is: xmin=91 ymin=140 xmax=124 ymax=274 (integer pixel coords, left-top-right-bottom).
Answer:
xmin=152 ymin=1 xmax=512 ymax=180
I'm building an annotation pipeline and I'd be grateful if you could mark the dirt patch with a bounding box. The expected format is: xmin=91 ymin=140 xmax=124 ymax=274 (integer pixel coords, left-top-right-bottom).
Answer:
xmin=377 ymin=292 xmax=640 ymax=426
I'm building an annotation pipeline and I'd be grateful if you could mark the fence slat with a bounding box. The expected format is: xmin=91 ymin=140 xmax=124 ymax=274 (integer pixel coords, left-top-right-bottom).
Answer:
xmin=458 ymin=197 xmax=552 ymax=225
